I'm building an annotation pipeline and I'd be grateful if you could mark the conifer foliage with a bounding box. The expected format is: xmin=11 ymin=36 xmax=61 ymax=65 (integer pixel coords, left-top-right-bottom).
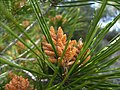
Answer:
xmin=0 ymin=0 xmax=120 ymax=90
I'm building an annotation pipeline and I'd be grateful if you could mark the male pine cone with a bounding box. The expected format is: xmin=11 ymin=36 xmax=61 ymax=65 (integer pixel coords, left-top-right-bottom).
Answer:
xmin=42 ymin=26 xmax=91 ymax=67
xmin=5 ymin=75 xmax=32 ymax=90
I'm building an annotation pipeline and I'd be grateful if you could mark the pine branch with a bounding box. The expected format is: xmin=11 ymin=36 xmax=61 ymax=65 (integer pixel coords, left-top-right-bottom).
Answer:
xmin=0 ymin=4 xmax=52 ymax=54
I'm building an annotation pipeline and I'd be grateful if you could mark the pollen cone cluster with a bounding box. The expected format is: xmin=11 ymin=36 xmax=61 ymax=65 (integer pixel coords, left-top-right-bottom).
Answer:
xmin=49 ymin=15 xmax=67 ymax=25
xmin=5 ymin=75 xmax=32 ymax=90
xmin=42 ymin=26 xmax=91 ymax=67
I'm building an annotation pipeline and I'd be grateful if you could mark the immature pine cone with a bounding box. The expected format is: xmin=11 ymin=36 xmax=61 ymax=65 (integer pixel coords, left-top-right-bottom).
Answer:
xmin=42 ymin=26 xmax=91 ymax=67
xmin=5 ymin=75 xmax=31 ymax=90
xmin=49 ymin=15 xmax=67 ymax=25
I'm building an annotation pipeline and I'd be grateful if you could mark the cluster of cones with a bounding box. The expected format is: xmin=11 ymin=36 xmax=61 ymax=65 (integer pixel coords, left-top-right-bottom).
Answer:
xmin=42 ymin=26 xmax=91 ymax=68
xmin=5 ymin=73 xmax=32 ymax=90
xmin=49 ymin=15 xmax=67 ymax=25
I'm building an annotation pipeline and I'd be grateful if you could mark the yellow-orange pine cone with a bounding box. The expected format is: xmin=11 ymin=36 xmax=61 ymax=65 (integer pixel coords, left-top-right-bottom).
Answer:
xmin=42 ymin=26 xmax=91 ymax=67
xmin=5 ymin=76 xmax=32 ymax=90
